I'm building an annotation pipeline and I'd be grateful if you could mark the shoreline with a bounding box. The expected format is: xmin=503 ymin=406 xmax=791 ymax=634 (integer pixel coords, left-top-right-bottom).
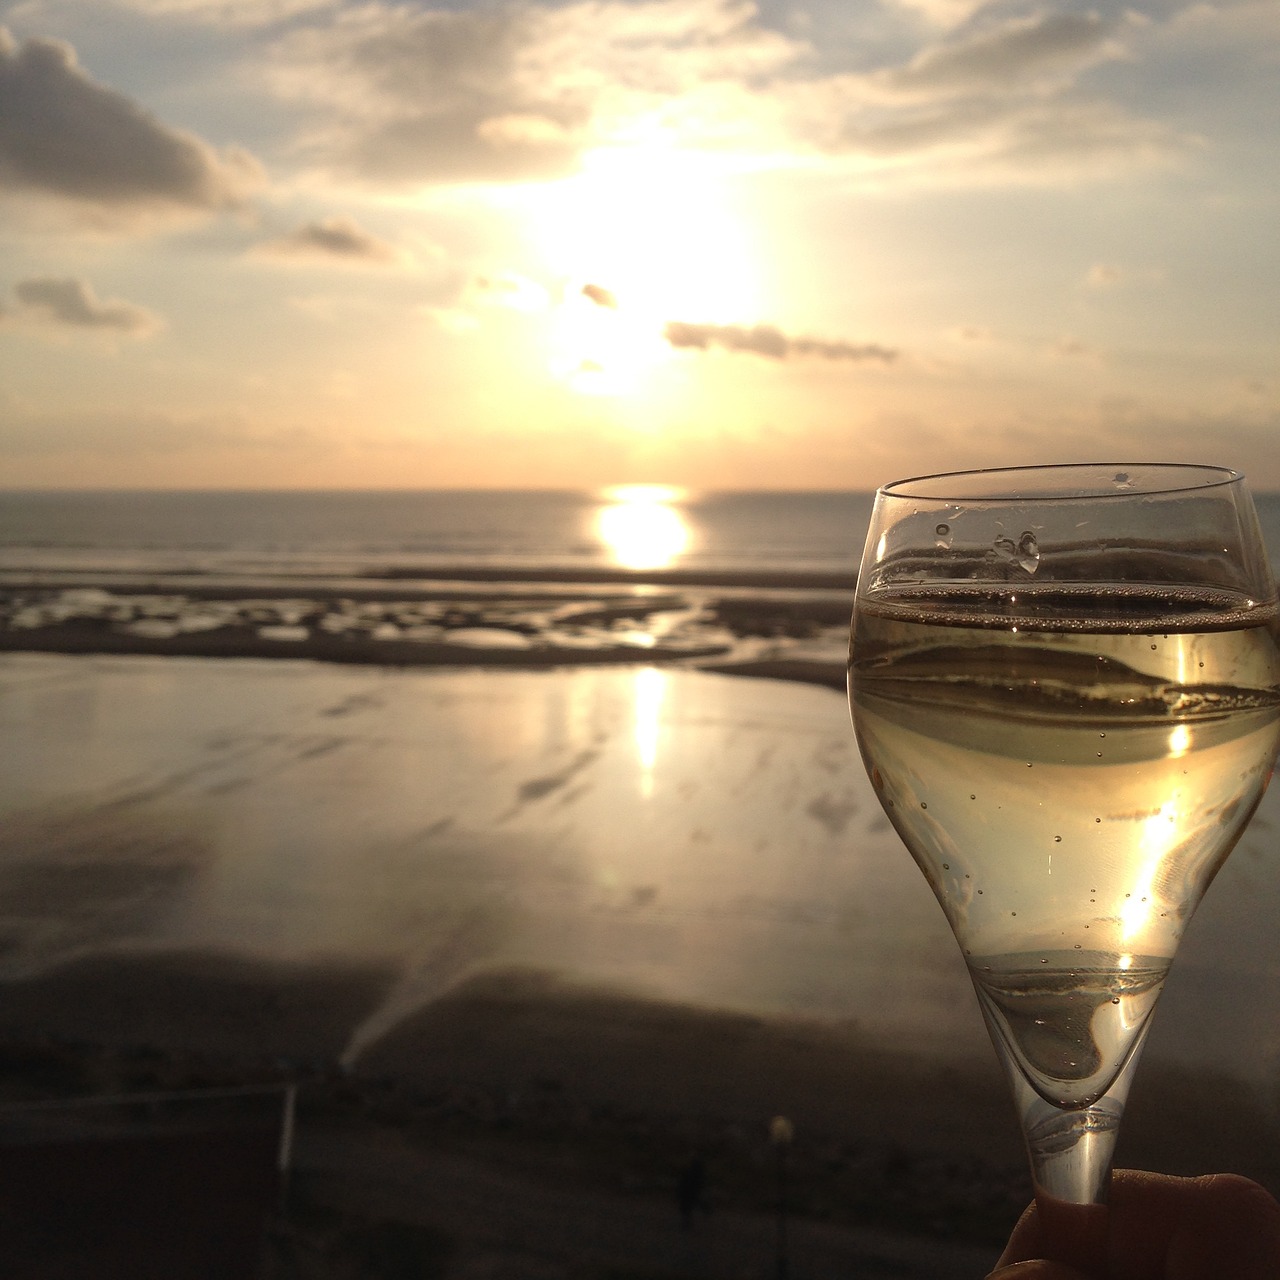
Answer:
xmin=0 ymin=626 xmax=850 ymax=691
xmin=0 ymin=564 xmax=859 ymax=593
xmin=0 ymin=574 xmax=853 ymax=690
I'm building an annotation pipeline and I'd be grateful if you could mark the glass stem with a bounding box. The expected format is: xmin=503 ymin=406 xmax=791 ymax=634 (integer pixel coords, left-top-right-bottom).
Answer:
xmin=1010 ymin=1072 xmax=1127 ymax=1206
xmin=998 ymin=1023 xmax=1155 ymax=1276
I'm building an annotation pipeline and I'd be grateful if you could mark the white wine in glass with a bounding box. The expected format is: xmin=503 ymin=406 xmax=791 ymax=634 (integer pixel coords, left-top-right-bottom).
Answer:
xmin=848 ymin=464 xmax=1280 ymax=1268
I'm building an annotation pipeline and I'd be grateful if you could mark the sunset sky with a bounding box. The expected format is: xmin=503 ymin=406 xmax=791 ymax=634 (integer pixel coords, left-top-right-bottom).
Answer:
xmin=0 ymin=0 xmax=1277 ymax=491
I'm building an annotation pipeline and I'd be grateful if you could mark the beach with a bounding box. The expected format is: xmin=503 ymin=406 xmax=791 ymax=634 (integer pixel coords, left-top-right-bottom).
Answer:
xmin=2 ymin=639 xmax=1280 ymax=1275
xmin=3 ymin=486 xmax=1280 ymax=1274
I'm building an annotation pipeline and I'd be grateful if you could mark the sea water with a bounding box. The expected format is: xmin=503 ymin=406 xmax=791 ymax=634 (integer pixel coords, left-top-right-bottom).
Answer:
xmin=0 ymin=489 xmax=874 ymax=582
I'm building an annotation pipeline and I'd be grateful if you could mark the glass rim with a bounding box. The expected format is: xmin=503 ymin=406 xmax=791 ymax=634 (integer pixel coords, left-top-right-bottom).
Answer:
xmin=880 ymin=462 xmax=1244 ymax=503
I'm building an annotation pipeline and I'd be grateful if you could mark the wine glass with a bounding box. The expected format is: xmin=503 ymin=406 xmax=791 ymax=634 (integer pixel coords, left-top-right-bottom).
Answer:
xmin=847 ymin=464 xmax=1280 ymax=1271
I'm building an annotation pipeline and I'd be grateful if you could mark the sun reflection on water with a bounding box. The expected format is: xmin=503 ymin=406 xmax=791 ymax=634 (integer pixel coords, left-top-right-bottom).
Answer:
xmin=596 ymin=484 xmax=691 ymax=571
xmin=633 ymin=666 xmax=667 ymax=799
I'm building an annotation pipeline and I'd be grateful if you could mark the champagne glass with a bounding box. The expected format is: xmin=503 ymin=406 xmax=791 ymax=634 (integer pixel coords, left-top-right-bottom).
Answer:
xmin=847 ymin=464 xmax=1280 ymax=1272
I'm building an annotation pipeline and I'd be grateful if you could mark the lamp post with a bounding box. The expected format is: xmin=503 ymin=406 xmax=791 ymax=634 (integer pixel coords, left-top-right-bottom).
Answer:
xmin=769 ymin=1115 xmax=793 ymax=1280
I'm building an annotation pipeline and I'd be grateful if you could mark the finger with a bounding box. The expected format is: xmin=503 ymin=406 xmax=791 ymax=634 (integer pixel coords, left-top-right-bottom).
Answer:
xmin=997 ymin=1198 xmax=1041 ymax=1266
xmin=1111 ymin=1171 xmax=1280 ymax=1279
xmin=999 ymin=1170 xmax=1280 ymax=1279
xmin=996 ymin=1195 xmax=1107 ymax=1274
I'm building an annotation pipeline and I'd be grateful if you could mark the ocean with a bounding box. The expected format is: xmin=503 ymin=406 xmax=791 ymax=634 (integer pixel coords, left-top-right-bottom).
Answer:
xmin=2 ymin=485 xmax=1277 ymax=584
xmin=0 ymin=488 xmax=873 ymax=583
xmin=4 ymin=486 xmax=1277 ymax=671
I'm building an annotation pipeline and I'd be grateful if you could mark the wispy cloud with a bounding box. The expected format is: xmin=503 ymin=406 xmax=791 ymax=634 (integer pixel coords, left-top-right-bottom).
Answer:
xmin=1084 ymin=262 xmax=1163 ymax=289
xmin=471 ymin=273 xmax=551 ymax=313
xmin=664 ymin=321 xmax=898 ymax=363
xmin=254 ymin=216 xmax=401 ymax=265
xmin=111 ymin=0 xmax=335 ymax=25
xmin=810 ymin=8 xmax=1184 ymax=181
xmin=7 ymin=277 xmax=160 ymax=337
xmin=875 ymin=12 xmax=1127 ymax=99
xmin=890 ymin=0 xmax=992 ymax=30
xmin=581 ymin=283 xmax=618 ymax=309
xmin=0 ymin=27 xmax=263 ymax=217
xmin=1050 ymin=334 xmax=1103 ymax=362
xmin=1087 ymin=263 xmax=1125 ymax=288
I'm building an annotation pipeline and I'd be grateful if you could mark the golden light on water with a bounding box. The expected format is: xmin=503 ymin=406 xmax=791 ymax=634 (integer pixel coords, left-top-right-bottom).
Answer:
xmin=633 ymin=666 xmax=667 ymax=800
xmin=596 ymin=484 xmax=692 ymax=570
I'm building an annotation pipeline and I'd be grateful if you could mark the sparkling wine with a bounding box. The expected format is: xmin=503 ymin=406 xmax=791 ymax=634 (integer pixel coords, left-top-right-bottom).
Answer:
xmin=968 ymin=949 xmax=1167 ymax=1108
xmin=850 ymin=586 xmax=1280 ymax=1107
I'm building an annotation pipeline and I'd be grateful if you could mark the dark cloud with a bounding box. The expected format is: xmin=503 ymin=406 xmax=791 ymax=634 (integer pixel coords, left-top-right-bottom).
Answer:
xmin=664 ymin=321 xmax=898 ymax=364
xmin=11 ymin=277 xmax=159 ymax=335
xmin=0 ymin=27 xmax=262 ymax=212
xmin=256 ymin=216 xmax=400 ymax=264
xmin=581 ymin=283 xmax=617 ymax=309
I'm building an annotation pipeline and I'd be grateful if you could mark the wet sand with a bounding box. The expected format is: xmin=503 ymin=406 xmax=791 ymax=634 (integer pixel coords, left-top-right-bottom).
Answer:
xmin=2 ymin=650 xmax=1280 ymax=1273
xmin=0 ymin=575 xmax=853 ymax=687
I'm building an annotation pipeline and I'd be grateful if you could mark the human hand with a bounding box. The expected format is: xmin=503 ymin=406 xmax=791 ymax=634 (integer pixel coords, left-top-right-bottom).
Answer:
xmin=986 ymin=1169 xmax=1280 ymax=1280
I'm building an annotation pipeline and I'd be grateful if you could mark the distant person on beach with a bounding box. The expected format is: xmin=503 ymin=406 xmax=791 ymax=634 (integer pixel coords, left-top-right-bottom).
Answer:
xmin=986 ymin=1169 xmax=1280 ymax=1279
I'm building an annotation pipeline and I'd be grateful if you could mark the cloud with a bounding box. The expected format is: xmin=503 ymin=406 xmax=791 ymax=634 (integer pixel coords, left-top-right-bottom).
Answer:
xmin=664 ymin=321 xmax=898 ymax=363
xmin=263 ymin=4 xmax=584 ymax=184
xmin=8 ymin=277 xmax=160 ymax=336
xmin=949 ymin=324 xmax=994 ymax=343
xmin=262 ymin=0 xmax=798 ymax=184
xmin=0 ymin=27 xmax=263 ymax=215
xmin=112 ymin=0 xmax=335 ymax=25
xmin=1084 ymin=262 xmax=1164 ymax=289
xmin=254 ymin=216 xmax=400 ymax=265
xmin=581 ymin=283 xmax=618 ymax=310
xmin=877 ymin=12 xmax=1126 ymax=99
xmin=1050 ymin=334 xmax=1102 ymax=361
xmin=890 ymin=0 xmax=992 ymax=30
xmin=471 ymin=273 xmax=551 ymax=313
xmin=808 ymin=10 xmax=1184 ymax=181
xmin=255 ymin=0 xmax=1183 ymax=191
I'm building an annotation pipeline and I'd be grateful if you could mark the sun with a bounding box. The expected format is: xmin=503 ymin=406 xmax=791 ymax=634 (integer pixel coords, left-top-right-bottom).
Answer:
xmin=529 ymin=145 xmax=763 ymax=395
xmin=595 ymin=484 xmax=692 ymax=569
